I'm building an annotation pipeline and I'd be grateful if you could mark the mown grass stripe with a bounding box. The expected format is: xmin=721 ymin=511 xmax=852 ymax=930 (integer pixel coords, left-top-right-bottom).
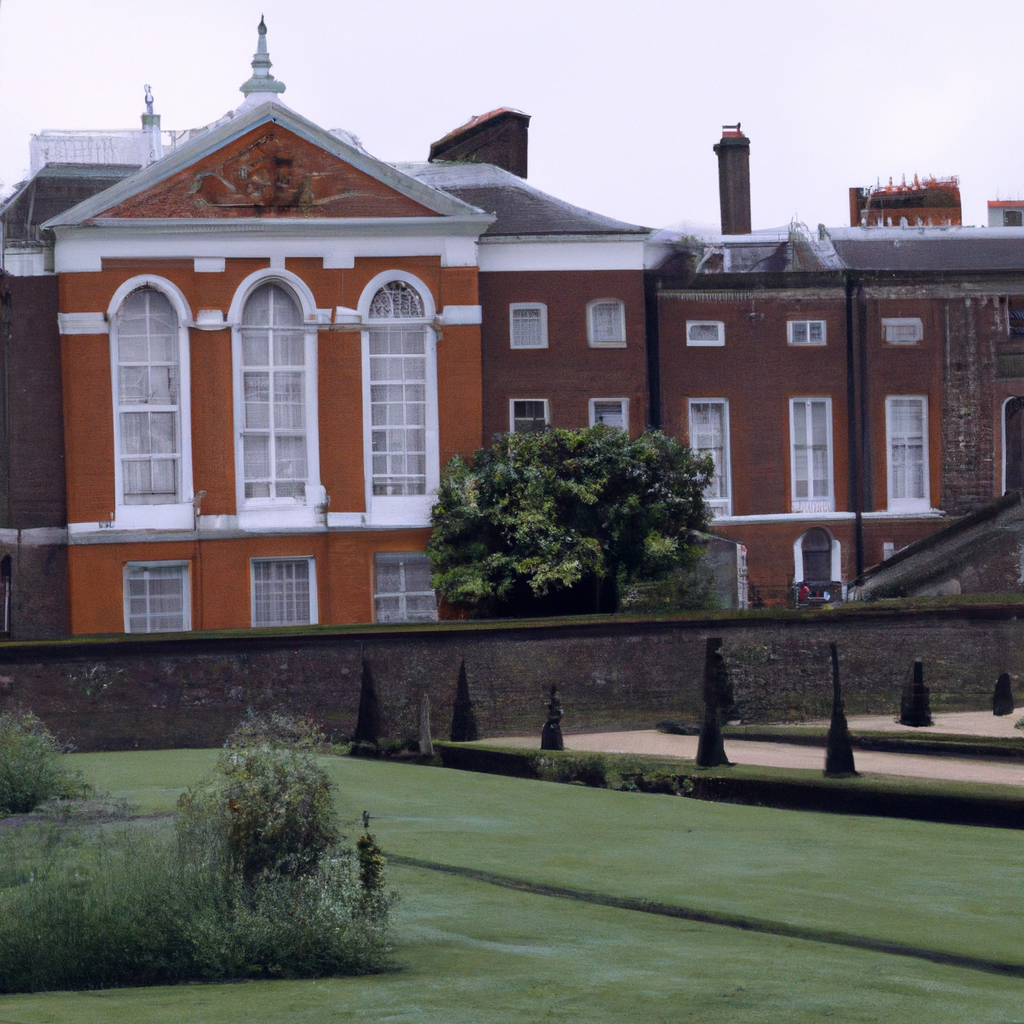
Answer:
xmin=388 ymin=853 xmax=1024 ymax=980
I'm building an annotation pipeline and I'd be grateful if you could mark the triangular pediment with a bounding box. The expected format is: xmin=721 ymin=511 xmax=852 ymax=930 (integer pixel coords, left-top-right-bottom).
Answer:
xmin=45 ymin=102 xmax=487 ymax=227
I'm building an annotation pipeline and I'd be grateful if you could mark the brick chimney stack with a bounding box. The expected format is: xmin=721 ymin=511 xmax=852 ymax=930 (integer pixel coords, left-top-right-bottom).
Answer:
xmin=714 ymin=124 xmax=751 ymax=235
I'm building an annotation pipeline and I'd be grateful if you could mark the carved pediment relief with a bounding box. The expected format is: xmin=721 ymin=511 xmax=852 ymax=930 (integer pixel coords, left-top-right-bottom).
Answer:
xmin=97 ymin=124 xmax=439 ymax=220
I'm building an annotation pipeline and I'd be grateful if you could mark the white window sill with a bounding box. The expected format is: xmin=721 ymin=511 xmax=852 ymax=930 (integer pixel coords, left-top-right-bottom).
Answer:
xmin=791 ymin=498 xmax=835 ymax=514
xmin=707 ymin=501 xmax=732 ymax=518
xmin=588 ymin=340 xmax=627 ymax=348
xmin=367 ymin=495 xmax=436 ymax=527
xmin=237 ymin=506 xmax=321 ymax=531
xmin=887 ymin=498 xmax=931 ymax=514
xmin=115 ymin=503 xmax=195 ymax=531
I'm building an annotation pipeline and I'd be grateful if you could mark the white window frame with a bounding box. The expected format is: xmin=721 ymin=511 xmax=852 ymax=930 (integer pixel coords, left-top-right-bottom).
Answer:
xmin=509 ymin=302 xmax=548 ymax=349
xmin=107 ymin=276 xmax=194 ymax=532
xmin=509 ymin=398 xmax=550 ymax=433
xmin=789 ymin=397 xmax=835 ymax=513
xmin=250 ymin=557 xmax=318 ymax=628
xmin=123 ymin=560 xmax=191 ymax=634
xmin=882 ymin=318 xmax=924 ymax=345
xmin=373 ymin=551 xmax=439 ymax=623
xmin=586 ymin=299 xmax=627 ymax=347
xmin=688 ymin=399 xmax=732 ymax=517
xmin=228 ymin=269 xmax=324 ymax=530
xmin=885 ymin=395 xmax=930 ymax=512
xmin=787 ymin=320 xmax=827 ymax=346
xmin=588 ymin=397 xmax=629 ymax=432
xmin=686 ymin=320 xmax=725 ymax=347
xmin=357 ymin=271 xmax=439 ymax=528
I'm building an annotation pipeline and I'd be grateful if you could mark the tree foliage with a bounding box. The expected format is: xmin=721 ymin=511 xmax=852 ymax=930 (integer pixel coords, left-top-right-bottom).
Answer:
xmin=0 ymin=711 xmax=87 ymax=815
xmin=428 ymin=426 xmax=714 ymax=616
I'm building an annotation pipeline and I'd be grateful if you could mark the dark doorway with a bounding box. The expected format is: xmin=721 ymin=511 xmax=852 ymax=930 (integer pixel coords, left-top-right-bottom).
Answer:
xmin=1006 ymin=398 xmax=1024 ymax=492
xmin=801 ymin=529 xmax=832 ymax=586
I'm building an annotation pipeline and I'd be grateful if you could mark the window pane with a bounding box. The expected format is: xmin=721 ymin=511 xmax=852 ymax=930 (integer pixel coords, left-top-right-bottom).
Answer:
xmin=512 ymin=307 xmax=544 ymax=347
xmin=368 ymin=281 xmax=425 ymax=320
xmin=591 ymin=302 xmax=623 ymax=342
xmin=126 ymin=564 xmax=187 ymax=633
xmin=513 ymin=400 xmax=547 ymax=433
xmin=370 ymin=326 xmax=427 ymax=495
xmin=890 ymin=398 xmax=926 ymax=500
xmin=252 ymin=559 xmax=311 ymax=626
xmin=791 ymin=322 xmax=808 ymax=344
xmin=689 ymin=402 xmax=727 ymax=500
xmin=373 ymin=553 xmax=437 ymax=623
xmin=115 ymin=288 xmax=180 ymax=503
xmin=593 ymin=401 xmax=625 ymax=429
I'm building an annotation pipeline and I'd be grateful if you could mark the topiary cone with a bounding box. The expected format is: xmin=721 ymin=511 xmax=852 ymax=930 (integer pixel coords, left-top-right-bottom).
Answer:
xmin=696 ymin=637 xmax=730 ymax=767
xmin=450 ymin=659 xmax=478 ymax=742
xmin=824 ymin=642 xmax=857 ymax=776
xmin=353 ymin=658 xmax=382 ymax=745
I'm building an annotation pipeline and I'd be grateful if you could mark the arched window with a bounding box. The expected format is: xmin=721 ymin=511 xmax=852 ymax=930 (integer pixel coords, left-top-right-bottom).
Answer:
xmin=240 ymin=283 xmax=307 ymax=500
xmin=800 ymin=528 xmax=832 ymax=586
xmin=114 ymin=288 xmax=181 ymax=504
xmin=367 ymin=281 xmax=428 ymax=496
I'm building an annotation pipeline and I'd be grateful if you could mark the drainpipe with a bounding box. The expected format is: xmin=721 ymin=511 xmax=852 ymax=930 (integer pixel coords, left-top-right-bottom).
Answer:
xmin=643 ymin=274 xmax=662 ymax=429
xmin=845 ymin=273 xmax=864 ymax=579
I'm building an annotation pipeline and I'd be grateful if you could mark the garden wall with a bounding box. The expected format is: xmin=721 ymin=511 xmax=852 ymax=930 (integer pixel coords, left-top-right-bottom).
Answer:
xmin=0 ymin=604 xmax=1021 ymax=751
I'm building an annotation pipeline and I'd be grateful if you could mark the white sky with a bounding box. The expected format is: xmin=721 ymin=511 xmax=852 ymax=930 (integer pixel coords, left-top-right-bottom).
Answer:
xmin=1 ymin=0 xmax=1021 ymax=232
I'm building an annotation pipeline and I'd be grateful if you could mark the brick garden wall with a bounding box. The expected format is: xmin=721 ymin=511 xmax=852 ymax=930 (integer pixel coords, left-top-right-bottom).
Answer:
xmin=1 ymin=605 xmax=1022 ymax=752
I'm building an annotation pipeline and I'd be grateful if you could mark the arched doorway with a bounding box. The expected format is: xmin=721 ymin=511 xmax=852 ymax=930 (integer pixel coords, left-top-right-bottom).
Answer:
xmin=800 ymin=528 xmax=832 ymax=588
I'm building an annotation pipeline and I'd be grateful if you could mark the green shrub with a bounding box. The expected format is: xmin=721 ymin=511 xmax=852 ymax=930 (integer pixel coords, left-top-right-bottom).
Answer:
xmin=226 ymin=710 xmax=325 ymax=750
xmin=0 ymin=711 xmax=87 ymax=815
xmin=552 ymin=754 xmax=607 ymax=788
xmin=1015 ymin=715 xmax=1024 ymax=731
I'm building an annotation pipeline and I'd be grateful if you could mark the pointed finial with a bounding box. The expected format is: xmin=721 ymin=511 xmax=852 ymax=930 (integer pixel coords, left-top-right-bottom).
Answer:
xmin=144 ymin=85 xmax=154 ymax=116
xmin=240 ymin=16 xmax=286 ymax=98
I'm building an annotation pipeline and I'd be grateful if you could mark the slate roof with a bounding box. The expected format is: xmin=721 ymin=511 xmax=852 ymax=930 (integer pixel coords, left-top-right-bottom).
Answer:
xmin=397 ymin=161 xmax=650 ymax=238
xmin=0 ymin=163 xmax=139 ymax=242
xmin=832 ymin=236 xmax=1024 ymax=272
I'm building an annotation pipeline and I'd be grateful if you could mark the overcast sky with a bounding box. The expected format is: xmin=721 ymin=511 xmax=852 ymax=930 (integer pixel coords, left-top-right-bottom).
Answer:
xmin=1 ymin=0 xmax=1020 ymax=232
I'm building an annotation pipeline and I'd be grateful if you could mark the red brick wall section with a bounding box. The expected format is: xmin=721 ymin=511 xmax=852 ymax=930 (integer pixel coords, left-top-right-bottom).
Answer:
xmin=1 ymin=607 xmax=1021 ymax=751
xmin=478 ymin=270 xmax=648 ymax=443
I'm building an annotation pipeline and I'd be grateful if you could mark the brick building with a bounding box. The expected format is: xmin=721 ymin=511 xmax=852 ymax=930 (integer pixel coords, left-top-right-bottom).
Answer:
xmin=647 ymin=127 xmax=1024 ymax=605
xmin=0 ymin=20 xmax=651 ymax=636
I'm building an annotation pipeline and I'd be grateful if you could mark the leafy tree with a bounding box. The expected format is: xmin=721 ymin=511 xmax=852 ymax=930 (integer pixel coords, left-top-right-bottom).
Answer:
xmin=0 ymin=711 xmax=87 ymax=815
xmin=428 ymin=426 xmax=714 ymax=616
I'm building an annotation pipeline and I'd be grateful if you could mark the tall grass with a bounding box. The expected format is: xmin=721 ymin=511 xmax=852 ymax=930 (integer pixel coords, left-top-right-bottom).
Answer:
xmin=0 ymin=819 xmax=393 ymax=993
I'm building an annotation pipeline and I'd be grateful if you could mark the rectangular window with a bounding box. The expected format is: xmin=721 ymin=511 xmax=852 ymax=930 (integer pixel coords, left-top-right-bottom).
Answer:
xmin=589 ymin=398 xmax=628 ymax=431
xmin=686 ymin=321 xmax=725 ymax=346
xmin=509 ymin=303 xmax=548 ymax=349
xmin=374 ymin=552 xmax=438 ymax=623
xmin=882 ymin=542 xmax=896 ymax=561
xmin=882 ymin=318 xmax=923 ymax=345
xmin=587 ymin=300 xmax=626 ymax=346
xmin=510 ymin=399 xmax=549 ymax=433
xmin=124 ymin=562 xmax=189 ymax=633
xmin=886 ymin=396 xmax=929 ymax=511
xmin=1006 ymin=210 xmax=1023 ymax=227
xmin=251 ymin=558 xmax=315 ymax=627
xmin=788 ymin=320 xmax=826 ymax=345
xmin=688 ymin=400 xmax=731 ymax=517
xmin=790 ymin=397 xmax=834 ymax=512
xmin=369 ymin=325 xmax=427 ymax=496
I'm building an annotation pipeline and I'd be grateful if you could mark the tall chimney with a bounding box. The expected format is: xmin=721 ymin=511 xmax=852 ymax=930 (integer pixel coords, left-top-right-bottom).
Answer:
xmin=714 ymin=124 xmax=751 ymax=235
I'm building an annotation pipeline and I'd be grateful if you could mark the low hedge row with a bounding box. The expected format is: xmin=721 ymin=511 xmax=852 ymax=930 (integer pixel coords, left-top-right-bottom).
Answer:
xmin=433 ymin=742 xmax=1024 ymax=830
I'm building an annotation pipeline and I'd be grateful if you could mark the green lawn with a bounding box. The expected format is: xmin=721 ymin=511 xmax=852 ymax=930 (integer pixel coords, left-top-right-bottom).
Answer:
xmin=0 ymin=751 xmax=1022 ymax=1022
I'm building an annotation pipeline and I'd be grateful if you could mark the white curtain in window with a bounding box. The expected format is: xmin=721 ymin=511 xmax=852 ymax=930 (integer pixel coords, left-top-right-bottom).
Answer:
xmin=590 ymin=302 xmax=623 ymax=343
xmin=252 ymin=559 xmax=311 ymax=626
xmin=241 ymin=284 xmax=307 ymax=501
xmin=511 ymin=307 xmax=543 ymax=347
xmin=689 ymin=402 xmax=728 ymax=499
xmin=127 ymin=564 xmax=187 ymax=632
xmin=116 ymin=289 xmax=180 ymax=505
xmin=792 ymin=399 xmax=830 ymax=499
xmin=889 ymin=398 xmax=925 ymax=499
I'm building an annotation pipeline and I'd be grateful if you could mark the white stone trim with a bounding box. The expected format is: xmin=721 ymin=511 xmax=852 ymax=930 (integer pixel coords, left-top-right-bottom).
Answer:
xmin=193 ymin=309 xmax=227 ymax=330
xmin=18 ymin=527 xmax=68 ymax=546
xmin=194 ymin=257 xmax=225 ymax=273
xmin=477 ymin=239 xmax=646 ymax=273
xmin=438 ymin=304 xmax=482 ymax=326
xmin=58 ymin=312 xmax=107 ymax=335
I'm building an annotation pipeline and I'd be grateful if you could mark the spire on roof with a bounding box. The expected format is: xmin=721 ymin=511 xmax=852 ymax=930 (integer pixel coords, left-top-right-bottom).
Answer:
xmin=239 ymin=16 xmax=286 ymax=99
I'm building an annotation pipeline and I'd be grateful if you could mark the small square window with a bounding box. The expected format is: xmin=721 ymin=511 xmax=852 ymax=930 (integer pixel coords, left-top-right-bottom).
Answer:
xmin=510 ymin=399 xmax=549 ymax=433
xmin=788 ymin=320 xmax=826 ymax=345
xmin=124 ymin=562 xmax=190 ymax=633
xmin=1005 ymin=210 xmax=1023 ymax=227
xmin=587 ymin=300 xmax=626 ymax=346
xmin=509 ymin=303 xmax=548 ymax=349
xmin=882 ymin=318 xmax=923 ymax=345
xmin=882 ymin=542 xmax=895 ymax=561
xmin=374 ymin=552 xmax=438 ymax=623
xmin=686 ymin=321 xmax=725 ymax=346
xmin=589 ymin=398 xmax=628 ymax=431
xmin=251 ymin=558 xmax=316 ymax=627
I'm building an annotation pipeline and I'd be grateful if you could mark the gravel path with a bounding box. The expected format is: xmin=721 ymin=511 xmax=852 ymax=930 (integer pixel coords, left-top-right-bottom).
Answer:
xmin=495 ymin=710 xmax=1024 ymax=788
